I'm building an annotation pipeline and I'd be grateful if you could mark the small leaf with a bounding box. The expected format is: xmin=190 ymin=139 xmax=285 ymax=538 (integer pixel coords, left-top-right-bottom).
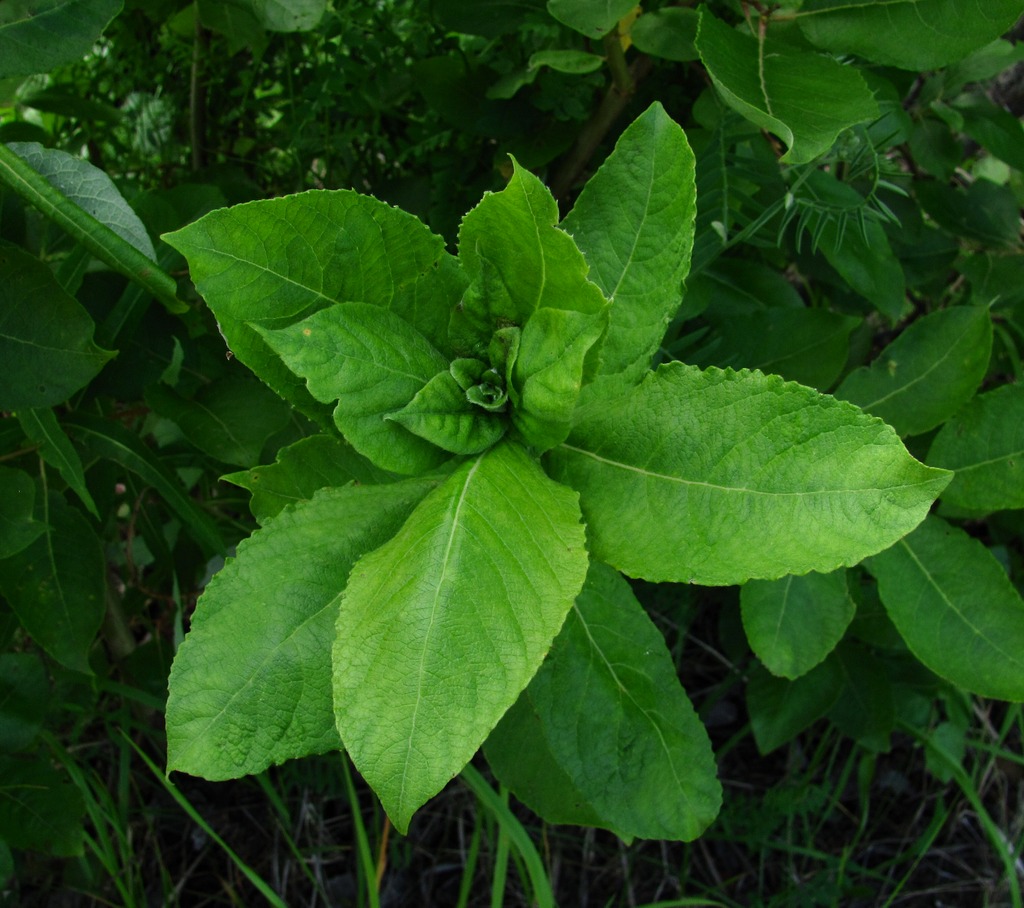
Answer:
xmin=927 ymin=383 xmax=1024 ymax=513
xmin=0 ymin=493 xmax=105 ymax=675
xmin=511 ymin=307 xmax=607 ymax=450
xmin=546 ymin=0 xmax=636 ymax=38
xmin=0 ymin=0 xmax=121 ymax=78
xmin=867 ymin=516 xmax=1024 ymax=701
xmin=834 ymin=306 xmax=992 ymax=437
xmin=166 ymin=479 xmax=437 ymax=781
xmin=258 ymin=303 xmax=451 ymax=475
xmin=487 ymin=563 xmax=722 ymax=841
xmin=224 ymin=435 xmax=394 ymax=524
xmin=746 ymin=659 xmax=844 ymax=754
xmin=741 ymin=570 xmax=855 ymax=679
xmin=630 ymin=8 xmax=700 ymax=62
xmin=696 ymin=11 xmax=879 ymax=165
xmin=563 ymin=102 xmax=696 ymax=381
xmin=0 ymin=466 xmax=45 ymax=559
xmin=528 ymin=49 xmax=604 ymax=74
xmin=795 ymin=0 xmax=1024 ymax=71
xmin=390 ymin=369 xmax=507 ymax=455
xmin=16 ymin=409 xmax=98 ymax=517
xmin=546 ymin=363 xmax=951 ymax=585
xmin=0 ymin=244 xmax=115 ymax=409
xmin=334 ymin=441 xmax=588 ymax=832
xmin=453 ymin=159 xmax=607 ymax=356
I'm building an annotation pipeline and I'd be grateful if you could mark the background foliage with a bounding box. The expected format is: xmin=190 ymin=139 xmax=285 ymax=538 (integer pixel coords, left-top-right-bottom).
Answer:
xmin=1 ymin=0 xmax=1024 ymax=905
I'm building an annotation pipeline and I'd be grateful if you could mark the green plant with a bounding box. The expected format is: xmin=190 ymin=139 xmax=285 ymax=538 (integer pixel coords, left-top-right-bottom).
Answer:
xmin=162 ymin=100 xmax=959 ymax=841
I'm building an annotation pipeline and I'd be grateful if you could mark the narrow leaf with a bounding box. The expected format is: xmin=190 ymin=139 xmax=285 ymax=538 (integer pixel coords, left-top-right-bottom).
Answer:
xmin=927 ymin=383 xmax=1024 ymax=513
xmin=562 ymin=102 xmax=696 ymax=381
xmin=334 ymin=441 xmax=588 ymax=832
xmin=741 ymin=570 xmax=855 ymax=679
xmin=546 ymin=363 xmax=951 ymax=585
xmin=487 ymin=563 xmax=722 ymax=841
xmin=835 ymin=306 xmax=992 ymax=437
xmin=166 ymin=479 xmax=437 ymax=780
xmin=17 ymin=408 xmax=98 ymax=517
xmin=390 ymin=369 xmax=507 ymax=455
xmin=696 ymin=11 xmax=879 ymax=164
xmin=65 ymin=413 xmax=224 ymax=556
xmin=867 ymin=517 xmax=1024 ymax=701
xmin=258 ymin=302 xmax=451 ymax=474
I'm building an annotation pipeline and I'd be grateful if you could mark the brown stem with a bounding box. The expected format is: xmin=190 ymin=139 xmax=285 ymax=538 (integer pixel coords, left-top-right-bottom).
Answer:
xmin=549 ymin=33 xmax=652 ymax=201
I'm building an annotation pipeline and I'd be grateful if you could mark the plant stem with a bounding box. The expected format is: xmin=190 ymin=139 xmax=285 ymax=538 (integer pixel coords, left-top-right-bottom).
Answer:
xmin=0 ymin=143 xmax=185 ymax=314
xmin=550 ymin=31 xmax=652 ymax=201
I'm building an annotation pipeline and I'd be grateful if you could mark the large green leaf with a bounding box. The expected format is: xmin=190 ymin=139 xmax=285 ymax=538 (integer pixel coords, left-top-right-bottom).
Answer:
xmin=333 ymin=441 xmax=588 ymax=832
xmin=165 ymin=479 xmax=436 ymax=781
xmin=546 ymin=0 xmax=636 ymax=38
xmin=0 ymin=0 xmax=122 ymax=78
xmin=0 ymin=493 xmax=104 ymax=674
xmin=927 ymin=383 xmax=1024 ymax=512
xmin=163 ymin=191 xmax=465 ymax=421
xmin=0 ymin=467 xmax=45 ymax=559
xmin=561 ymin=102 xmax=696 ymax=381
xmin=866 ymin=516 xmax=1024 ymax=701
xmin=795 ymin=0 xmax=1024 ymax=71
xmin=224 ymin=435 xmax=394 ymax=524
xmin=486 ymin=563 xmax=721 ymax=841
xmin=453 ymin=159 xmax=607 ymax=356
xmin=546 ymin=363 xmax=951 ymax=585
xmin=695 ymin=11 xmax=878 ymax=165
xmin=741 ymin=570 xmax=855 ymax=679
xmin=0 ymin=244 xmax=114 ymax=409
xmin=834 ymin=306 xmax=992 ymax=437
xmin=7 ymin=143 xmax=155 ymax=259
xmin=258 ymin=303 xmax=451 ymax=474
